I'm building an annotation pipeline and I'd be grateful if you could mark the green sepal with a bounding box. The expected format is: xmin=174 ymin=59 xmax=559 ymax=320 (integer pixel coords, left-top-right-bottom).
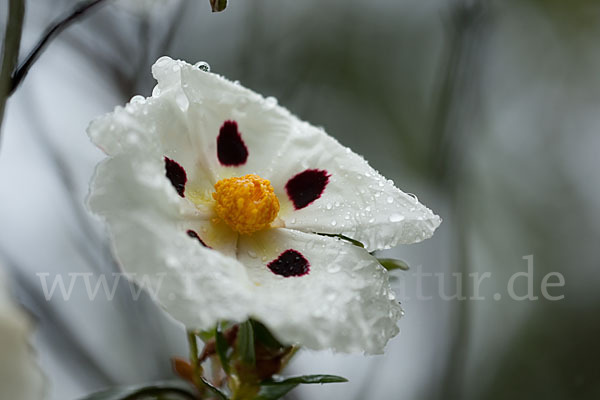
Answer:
xmin=377 ymin=257 xmax=410 ymax=271
xmin=237 ymin=320 xmax=256 ymax=365
xmin=78 ymin=380 xmax=196 ymax=399
xmin=251 ymin=319 xmax=283 ymax=349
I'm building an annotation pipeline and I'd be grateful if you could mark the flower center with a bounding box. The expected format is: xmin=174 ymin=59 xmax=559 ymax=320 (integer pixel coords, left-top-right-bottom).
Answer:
xmin=212 ymin=174 xmax=280 ymax=235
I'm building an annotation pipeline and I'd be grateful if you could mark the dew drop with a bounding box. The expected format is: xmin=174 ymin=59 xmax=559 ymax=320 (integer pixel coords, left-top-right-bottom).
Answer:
xmin=247 ymin=250 xmax=257 ymax=258
xmin=175 ymin=93 xmax=189 ymax=111
xmin=389 ymin=214 xmax=405 ymax=222
xmin=265 ymin=96 xmax=278 ymax=108
xmin=326 ymin=203 xmax=333 ymax=210
xmin=327 ymin=264 xmax=341 ymax=273
xmin=194 ymin=61 xmax=211 ymax=72
xmin=130 ymin=95 xmax=145 ymax=104
xmin=387 ymin=196 xmax=394 ymax=204
xmin=331 ymin=220 xmax=337 ymax=226
xmin=407 ymin=193 xmax=419 ymax=203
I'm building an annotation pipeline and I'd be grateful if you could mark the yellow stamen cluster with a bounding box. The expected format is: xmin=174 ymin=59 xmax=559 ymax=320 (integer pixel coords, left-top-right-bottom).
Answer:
xmin=213 ymin=174 xmax=280 ymax=235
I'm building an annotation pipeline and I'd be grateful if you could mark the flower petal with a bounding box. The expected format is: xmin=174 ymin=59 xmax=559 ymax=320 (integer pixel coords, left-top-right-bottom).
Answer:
xmin=237 ymin=229 xmax=403 ymax=354
xmin=150 ymin=57 xmax=440 ymax=251
xmin=271 ymin=133 xmax=442 ymax=251
xmin=88 ymin=154 xmax=252 ymax=329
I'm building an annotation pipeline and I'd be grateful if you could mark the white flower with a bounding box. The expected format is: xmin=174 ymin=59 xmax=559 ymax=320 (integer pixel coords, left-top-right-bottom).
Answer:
xmin=87 ymin=57 xmax=441 ymax=354
xmin=0 ymin=268 xmax=45 ymax=400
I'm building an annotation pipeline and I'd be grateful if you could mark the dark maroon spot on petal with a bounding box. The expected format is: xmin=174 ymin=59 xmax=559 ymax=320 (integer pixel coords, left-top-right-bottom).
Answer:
xmin=285 ymin=169 xmax=330 ymax=210
xmin=217 ymin=120 xmax=248 ymax=166
xmin=267 ymin=249 xmax=310 ymax=277
xmin=164 ymin=157 xmax=187 ymax=197
xmin=186 ymin=230 xmax=210 ymax=248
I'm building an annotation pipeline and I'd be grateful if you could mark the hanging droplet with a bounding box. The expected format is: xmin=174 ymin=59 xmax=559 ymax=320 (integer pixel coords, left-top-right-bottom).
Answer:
xmin=130 ymin=95 xmax=145 ymax=104
xmin=194 ymin=61 xmax=211 ymax=72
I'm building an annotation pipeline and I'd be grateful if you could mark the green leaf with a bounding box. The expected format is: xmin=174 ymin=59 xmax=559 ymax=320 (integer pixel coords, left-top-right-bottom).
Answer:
xmin=237 ymin=320 xmax=255 ymax=365
xmin=317 ymin=233 xmax=365 ymax=248
xmin=209 ymin=0 xmax=227 ymax=12
xmin=256 ymin=383 xmax=298 ymax=400
xmin=79 ymin=380 xmax=195 ymax=400
xmin=263 ymin=374 xmax=348 ymax=385
xmin=200 ymin=377 xmax=229 ymax=400
xmin=256 ymin=375 xmax=348 ymax=400
xmin=377 ymin=258 xmax=410 ymax=271
xmin=251 ymin=319 xmax=283 ymax=349
xmin=215 ymin=323 xmax=231 ymax=374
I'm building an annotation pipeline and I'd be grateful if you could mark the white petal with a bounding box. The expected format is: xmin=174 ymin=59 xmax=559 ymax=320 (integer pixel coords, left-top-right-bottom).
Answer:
xmin=270 ymin=130 xmax=442 ymax=251
xmin=237 ymin=229 xmax=403 ymax=354
xmin=88 ymin=78 xmax=214 ymax=193
xmin=151 ymin=57 xmax=440 ymax=251
xmin=0 ymin=269 xmax=46 ymax=400
xmin=88 ymin=154 xmax=253 ymax=329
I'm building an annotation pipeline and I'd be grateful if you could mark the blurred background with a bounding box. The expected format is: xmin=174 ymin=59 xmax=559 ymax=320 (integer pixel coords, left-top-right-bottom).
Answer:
xmin=1 ymin=0 xmax=599 ymax=399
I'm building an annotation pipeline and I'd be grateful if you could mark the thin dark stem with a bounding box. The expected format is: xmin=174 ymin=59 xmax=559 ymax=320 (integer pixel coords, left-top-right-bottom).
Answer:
xmin=9 ymin=0 xmax=112 ymax=95
xmin=0 ymin=0 xmax=25 ymax=141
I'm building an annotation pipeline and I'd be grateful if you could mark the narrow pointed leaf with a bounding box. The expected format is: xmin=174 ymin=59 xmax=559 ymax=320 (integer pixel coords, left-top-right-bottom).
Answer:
xmin=237 ymin=320 xmax=255 ymax=365
xmin=263 ymin=374 xmax=348 ymax=385
xmin=317 ymin=233 xmax=365 ymax=248
xmin=256 ymin=375 xmax=348 ymax=400
xmin=256 ymin=383 xmax=299 ymax=400
xmin=215 ymin=323 xmax=230 ymax=374
xmin=79 ymin=380 xmax=195 ymax=399
xmin=378 ymin=258 xmax=410 ymax=271
xmin=200 ymin=377 xmax=229 ymax=400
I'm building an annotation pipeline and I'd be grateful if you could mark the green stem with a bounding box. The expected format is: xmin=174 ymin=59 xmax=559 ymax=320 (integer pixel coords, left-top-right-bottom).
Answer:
xmin=0 ymin=0 xmax=25 ymax=143
xmin=188 ymin=331 xmax=204 ymax=390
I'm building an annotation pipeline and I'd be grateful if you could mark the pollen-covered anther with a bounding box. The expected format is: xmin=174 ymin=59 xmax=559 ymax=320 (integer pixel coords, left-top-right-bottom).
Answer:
xmin=212 ymin=174 xmax=280 ymax=234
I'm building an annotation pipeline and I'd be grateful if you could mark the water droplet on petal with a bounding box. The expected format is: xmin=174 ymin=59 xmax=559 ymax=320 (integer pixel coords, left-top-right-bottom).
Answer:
xmin=130 ymin=95 xmax=145 ymax=104
xmin=331 ymin=220 xmax=337 ymax=226
xmin=194 ymin=61 xmax=211 ymax=72
xmin=247 ymin=250 xmax=257 ymax=258
xmin=407 ymin=193 xmax=419 ymax=203
xmin=387 ymin=196 xmax=394 ymax=204
xmin=327 ymin=264 xmax=341 ymax=273
xmin=265 ymin=96 xmax=278 ymax=109
xmin=389 ymin=214 xmax=405 ymax=222
xmin=175 ymin=92 xmax=189 ymax=111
